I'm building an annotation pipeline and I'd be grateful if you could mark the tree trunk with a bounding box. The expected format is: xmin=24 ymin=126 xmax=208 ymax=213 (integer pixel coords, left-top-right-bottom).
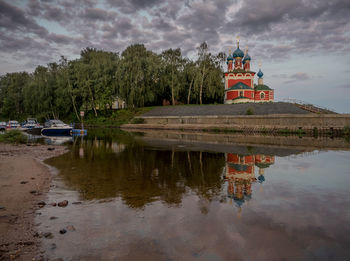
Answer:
xmin=171 ymin=66 xmax=175 ymax=105
xmin=187 ymin=76 xmax=194 ymax=104
xmin=87 ymin=83 xmax=98 ymax=117
xmin=68 ymin=79 xmax=81 ymax=121
xmin=199 ymin=64 xmax=206 ymax=105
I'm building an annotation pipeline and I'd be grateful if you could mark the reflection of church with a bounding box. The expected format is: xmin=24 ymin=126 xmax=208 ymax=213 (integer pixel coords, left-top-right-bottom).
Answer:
xmin=224 ymin=153 xmax=275 ymax=207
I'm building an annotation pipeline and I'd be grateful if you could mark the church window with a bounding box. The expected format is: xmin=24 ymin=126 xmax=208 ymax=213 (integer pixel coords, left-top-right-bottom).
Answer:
xmin=240 ymin=91 xmax=243 ymax=97
xmin=260 ymin=92 xmax=265 ymax=99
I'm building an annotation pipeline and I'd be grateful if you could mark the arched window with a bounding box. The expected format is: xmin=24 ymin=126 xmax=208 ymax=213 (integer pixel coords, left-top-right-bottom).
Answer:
xmin=240 ymin=91 xmax=243 ymax=97
xmin=260 ymin=92 xmax=265 ymax=99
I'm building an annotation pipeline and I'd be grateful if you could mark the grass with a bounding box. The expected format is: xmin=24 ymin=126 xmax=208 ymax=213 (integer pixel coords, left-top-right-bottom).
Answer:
xmin=208 ymin=128 xmax=242 ymax=133
xmin=82 ymin=107 xmax=153 ymax=127
xmin=0 ymin=130 xmax=27 ymax=144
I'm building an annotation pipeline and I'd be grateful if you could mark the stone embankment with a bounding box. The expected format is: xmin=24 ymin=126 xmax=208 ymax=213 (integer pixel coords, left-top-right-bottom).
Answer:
xmin=128 ymin=129 xmax=350 ymax=151
xmin=122 ymin=103 xmax=350 ymax=135
xmin=142 ymin=102 xmax=309 ymax=116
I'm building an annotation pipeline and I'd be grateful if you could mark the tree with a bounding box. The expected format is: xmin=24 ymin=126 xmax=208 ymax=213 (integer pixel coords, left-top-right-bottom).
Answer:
xmin=0 ymin=72 xmax=30 ymax=119
xmin=160 ymin=48 xmax=183 ymax=105
xmin=183 ymin=59 xmax=198 ymax=104
xmin=195 ymin=42 xmax=224 ymax=104
xmin=116 ymin=44 xmax=160 ymax=107
xmin=196 ymin=42 xmax=210 ymax=105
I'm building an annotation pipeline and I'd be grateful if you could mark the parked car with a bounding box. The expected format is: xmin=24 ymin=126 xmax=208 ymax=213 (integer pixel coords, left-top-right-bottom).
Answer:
xmin=6 ymin=120 xmax=20 ymax=130
xmin=0 ymin=122 xmax=6 ymax=131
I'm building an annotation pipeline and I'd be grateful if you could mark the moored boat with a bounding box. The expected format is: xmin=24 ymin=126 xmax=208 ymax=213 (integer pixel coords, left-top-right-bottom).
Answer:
xmin=6 ymin=120 xmax=20 ymax=130
xmin=20 ymin=118 xmax=42 ymax=130
xmin=0 ymin=122 xmax=6 ymax=131
xmin=41 ymin=120 xmax=72 ymax=136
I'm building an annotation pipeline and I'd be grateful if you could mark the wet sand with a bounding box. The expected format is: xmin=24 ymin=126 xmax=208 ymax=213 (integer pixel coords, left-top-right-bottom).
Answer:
xmin=0 ymin=144 xmax=67 ymax=261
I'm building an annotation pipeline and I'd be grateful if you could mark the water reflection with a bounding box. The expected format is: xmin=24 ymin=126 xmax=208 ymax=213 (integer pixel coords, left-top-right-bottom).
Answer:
xmin=40 ymin=130 xmax=350 ymax=261
xmin=47 ymin=133 xmax=283 ymax=210
xmin=25 ymin=133 xmax=74 ymax=145
xmin=47 ymin=137 xmax=226 ymax=207
xmin=225 ymin=154 xmax=274 ymax=208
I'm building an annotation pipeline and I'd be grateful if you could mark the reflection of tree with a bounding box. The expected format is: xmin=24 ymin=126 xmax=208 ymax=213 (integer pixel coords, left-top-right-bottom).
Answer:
xmin=46 ymin=139 xmax=225 ymax=208
xmin=224 ymin=153 xmax=275 ymax=208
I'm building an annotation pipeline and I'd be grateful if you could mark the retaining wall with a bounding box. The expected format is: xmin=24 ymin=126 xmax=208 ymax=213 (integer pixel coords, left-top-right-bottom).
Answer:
xmin=122 ymin=114 xmax=350 ymax=134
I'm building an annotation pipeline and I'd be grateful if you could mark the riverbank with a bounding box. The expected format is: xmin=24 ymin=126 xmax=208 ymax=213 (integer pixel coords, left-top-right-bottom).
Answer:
xmin=121 ymin=114 xmax=350 ymax=137
xmin=0 ymin=144 xmax=67 ymax=261
xmin=80 ymin=102 xmax=315 ymax=128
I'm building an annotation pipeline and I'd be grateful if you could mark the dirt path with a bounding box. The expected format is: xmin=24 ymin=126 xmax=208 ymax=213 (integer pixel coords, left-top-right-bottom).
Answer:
xmin=0 ymin=144 xmax=67 ymax=261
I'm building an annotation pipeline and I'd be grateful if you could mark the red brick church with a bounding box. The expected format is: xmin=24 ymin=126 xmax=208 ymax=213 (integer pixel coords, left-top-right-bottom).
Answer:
xmin=224 ymin=38 xmax=274 ymax=104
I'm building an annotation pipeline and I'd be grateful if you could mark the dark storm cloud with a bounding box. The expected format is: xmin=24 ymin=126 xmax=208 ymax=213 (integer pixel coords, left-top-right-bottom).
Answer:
xmin=226 ymin=0 xmax=350 ymax=35
xmin=101 ymin=17 xmax=134 ymax=39
xmin=41 ymin=5 xmax=67 ymax=22
xmin=223 ymin=0 xmax=350 ymax=59
xmin=281 ymin=73 xmax=312 ymax=84
xmin=80 ymin=8 xmax=115 ymax=21
xmin=0 ymin=1 xmax=48 ymax=36
xmin=289 ymin=73 xmax=311 ymax=81
xmin=47 ymin=33 xmax=72 ymax=44
xmin=1 ymin=0 xmax=350 ymax=74
xmin=106 ymin=0 xmax=164 ymax=14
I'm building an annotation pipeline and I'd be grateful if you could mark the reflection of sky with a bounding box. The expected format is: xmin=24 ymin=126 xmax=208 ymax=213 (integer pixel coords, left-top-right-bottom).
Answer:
xmin=38 ymin=149 xmax=350 ymax=260
xmin=271 ymin=151 xmax=350 ymax=192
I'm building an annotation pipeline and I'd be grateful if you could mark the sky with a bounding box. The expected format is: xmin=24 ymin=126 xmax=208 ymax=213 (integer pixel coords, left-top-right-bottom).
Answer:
xmin=1 ymin=0 xmax=350 ymax=112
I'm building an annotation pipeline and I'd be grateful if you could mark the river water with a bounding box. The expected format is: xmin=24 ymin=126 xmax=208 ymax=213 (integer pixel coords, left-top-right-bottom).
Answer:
xmin=37 ymin=129 xmax=350 ymax=261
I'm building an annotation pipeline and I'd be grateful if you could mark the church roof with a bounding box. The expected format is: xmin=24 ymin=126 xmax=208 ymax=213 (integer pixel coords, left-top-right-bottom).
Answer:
xmin=228 ymin=163 xmax=249 ymax=172
xmin=233 ymin=47 xmax=244 ymax=58
xmin=226 ymin=82 xmax=253 ymax=91
xmin=254 ymin=84 xmax=273 ymax=91
xmin=228 ymin=69 xmax=255 ymax=74
xmin=255 ymin=162 xmax=273 ymax=168
xmin=243 ymin=53 xmax=251 ymax=63
xmin=257 ymin=69 xmax=264 ymax=78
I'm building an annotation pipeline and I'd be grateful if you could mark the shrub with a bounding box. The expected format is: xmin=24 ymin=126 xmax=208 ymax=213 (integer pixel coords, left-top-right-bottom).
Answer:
xmin=246 ymin=107 xmax=254 ymax=115
xmin=0 ymin=130 xmax=27 ymax=144
xmin=131 ymin=117 xmax=145 ymax=124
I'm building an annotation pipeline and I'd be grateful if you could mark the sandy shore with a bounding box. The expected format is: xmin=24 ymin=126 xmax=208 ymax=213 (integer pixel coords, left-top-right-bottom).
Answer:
xmin=0 ymin=144 xmax=67 ymax=261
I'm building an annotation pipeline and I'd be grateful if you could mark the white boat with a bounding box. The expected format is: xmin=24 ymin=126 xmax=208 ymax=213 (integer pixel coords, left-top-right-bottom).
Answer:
xmin=20 ymin=118 xmax=42 ymax=130
xmin=41 ymin=120 xmax=72 ymax=136
xmin=6 ymin=120 xmax=20 ymax=130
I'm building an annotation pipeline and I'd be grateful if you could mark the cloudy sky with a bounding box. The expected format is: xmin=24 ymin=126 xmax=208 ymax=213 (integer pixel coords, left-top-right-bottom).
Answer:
xmin=1 ymin=0 xmax=350 ymax=112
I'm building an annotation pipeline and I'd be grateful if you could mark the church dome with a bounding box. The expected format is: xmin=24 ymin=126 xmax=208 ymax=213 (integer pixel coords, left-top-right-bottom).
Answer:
xmin=243 ymin=53 xmax=251 ymax=64
xmin=257 ymin=69 xmax=264 ymax=78
xmin=233 ymin=47 xmax=244 ymax=58
xmin=227 ymin=54 xmax=233 ymax=61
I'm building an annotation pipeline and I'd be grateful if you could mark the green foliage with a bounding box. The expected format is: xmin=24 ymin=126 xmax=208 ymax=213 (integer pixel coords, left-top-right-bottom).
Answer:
xmin=246 ymin=107 xmax=254 ymax=115
xmin=116 ymin=44 xmax=160 ymax=108
xmin=83 ymin=107 xmax=152 ymax=127
xmin=131 ymin=117 xmax=145 ymax=124
xmin=0 ymin=43 xmax=225 ymax=121
xmin=0 ymin=130 xmax=27 ymax=144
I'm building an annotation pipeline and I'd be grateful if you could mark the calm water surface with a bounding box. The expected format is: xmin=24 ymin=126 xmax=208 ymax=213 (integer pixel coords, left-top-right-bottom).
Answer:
xmin=38 ymin=130 xmax=350 ymax=261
